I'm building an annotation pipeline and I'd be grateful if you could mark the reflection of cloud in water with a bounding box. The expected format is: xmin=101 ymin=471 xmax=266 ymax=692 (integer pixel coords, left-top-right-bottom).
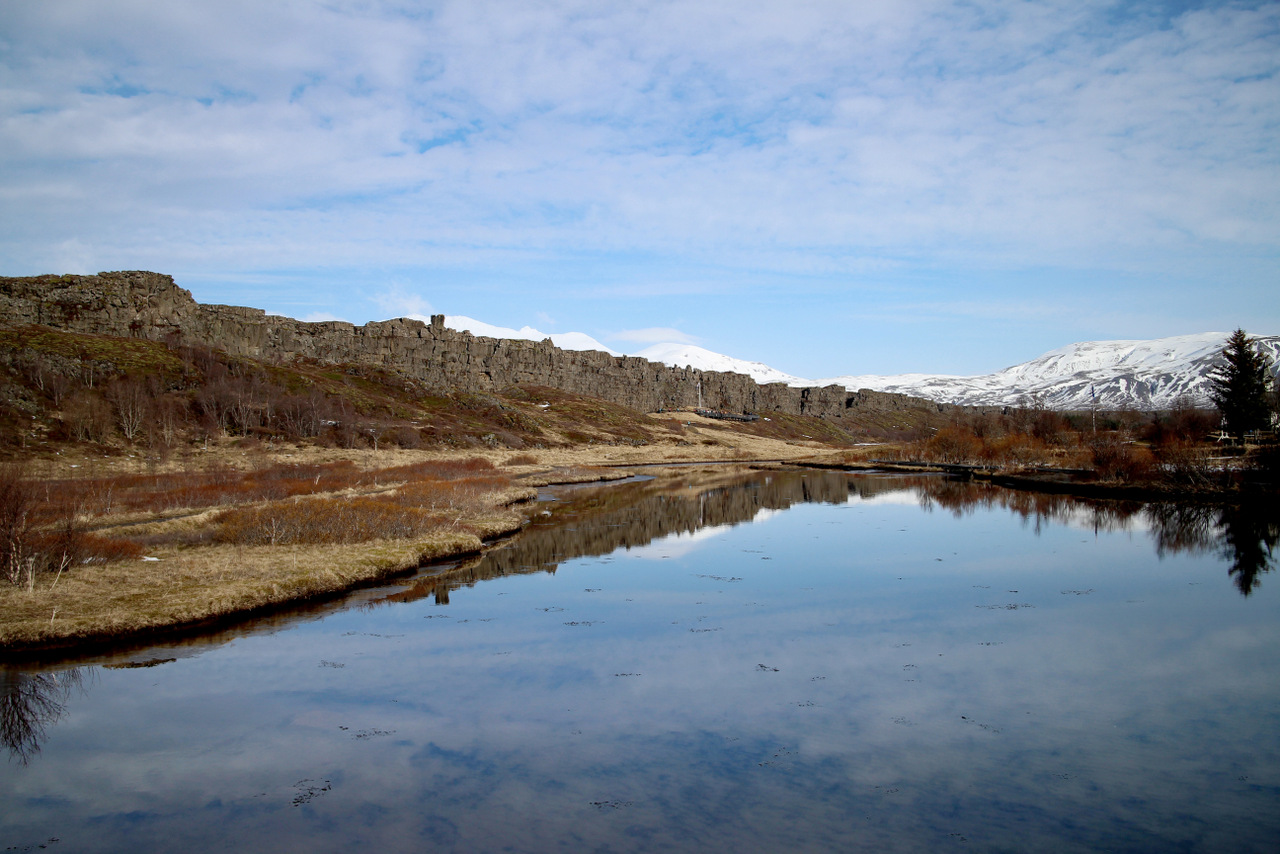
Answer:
xmin=625 ymin=523 xmax=736 ymax=560
xmin=4 ymin=471 xmax=1279 ymax=851
xmin=850 ymin=490 xmax=923 ymax=507
xmin=628 ymin=507 xmax=787 ymax=560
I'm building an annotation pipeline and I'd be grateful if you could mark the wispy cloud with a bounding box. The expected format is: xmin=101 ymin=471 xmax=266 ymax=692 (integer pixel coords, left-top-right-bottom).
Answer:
xmin=611 ymin=327 xmax=701 ymax=346
xmin=1 ymin=0 xmax=1277 ymax=376
xmin=371 ymin=285 xmax=435 ymax=320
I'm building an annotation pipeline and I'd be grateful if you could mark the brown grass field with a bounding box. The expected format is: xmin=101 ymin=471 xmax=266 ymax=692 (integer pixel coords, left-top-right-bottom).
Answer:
xmin=0 ymin=418 xmax=865 ymax=651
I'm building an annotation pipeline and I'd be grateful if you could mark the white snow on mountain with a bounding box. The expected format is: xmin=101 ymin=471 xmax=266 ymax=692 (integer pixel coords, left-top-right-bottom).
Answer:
xmin=634 ymin=343 xmax=806 ymax=386
xmin=820 ymin=333 xmax=1280 ymax=410
xmin=410 ymin=313 xmax=1278 ymax=410
xmin=408 ymin=315 xmax=622 ymax=356
xmin=638 ymin=332 xmax=1280 ymax=410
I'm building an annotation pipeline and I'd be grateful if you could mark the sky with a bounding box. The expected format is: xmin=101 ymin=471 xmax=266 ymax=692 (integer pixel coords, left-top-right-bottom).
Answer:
xmin=1 ymin=1 xmax=1278 ymax=378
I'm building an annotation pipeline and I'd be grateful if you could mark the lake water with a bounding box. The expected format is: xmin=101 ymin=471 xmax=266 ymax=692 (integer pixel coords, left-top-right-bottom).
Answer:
xmin=3 ymin=469 xmax=1278 ymax=853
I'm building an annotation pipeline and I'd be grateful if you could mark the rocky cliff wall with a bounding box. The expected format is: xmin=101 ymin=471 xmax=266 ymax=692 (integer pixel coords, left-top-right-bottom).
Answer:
xmin=0 ymin=271 xmax=951 ymax=423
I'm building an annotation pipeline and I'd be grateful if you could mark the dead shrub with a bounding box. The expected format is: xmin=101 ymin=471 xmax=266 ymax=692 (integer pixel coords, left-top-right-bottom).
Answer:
xmin=1090 ymin=436 xmax=1154 ymax=482
xmin=214 ymin=496 xmax=456 ymax=546
xmin=1 ymin=463 xmax=140 ymax=585
xmin=980 ymin=433 xmax=1050 ymax=469
xmin=1156 ymin=441 xmax=1221 ymax=489
xmin=61 ymin=390 xmax=113 ymax=443
xmin=382 ymin=457 xmax=495 ymax=480
xmin=1 ymin=463 xmax=34 ymax=584
xmin=505 ymin=453 xmax=539 ymax=466
xmin=211 ymin=458 xmax=512 ymax=546
xmin=392 ymin=425 xmax=422 ymax=449
xmin=923 ymin=425 xmax=983 ymax=464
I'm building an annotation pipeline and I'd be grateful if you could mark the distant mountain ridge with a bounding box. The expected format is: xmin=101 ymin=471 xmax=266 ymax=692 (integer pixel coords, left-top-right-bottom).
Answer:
xmin=818 ymin=333 xmax=1280 ymax=410
xmin=442 ymin=316 xmax=1278 ymax=410
xmin=545 ymin=329 xmax=1278 ymax=411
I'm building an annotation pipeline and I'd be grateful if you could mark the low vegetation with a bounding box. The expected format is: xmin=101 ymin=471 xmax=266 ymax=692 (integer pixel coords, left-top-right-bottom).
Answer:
xmin=0 ymin=326 xmax=675 ymax=455
xmin=889 ymin=400 xmax=1277 ymax=492
xmin=0 ymin=456 xmax=533 ymax=648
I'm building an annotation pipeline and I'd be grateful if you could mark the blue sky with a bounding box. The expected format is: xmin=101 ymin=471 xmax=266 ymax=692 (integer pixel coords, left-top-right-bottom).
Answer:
xmin=1 ymin=0 xmax=1277 ymax=377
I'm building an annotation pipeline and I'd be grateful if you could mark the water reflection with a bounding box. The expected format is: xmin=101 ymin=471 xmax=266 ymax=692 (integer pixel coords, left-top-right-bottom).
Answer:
xmin=1144 ymin=502 xmax=1278 ymax=596
xmin=911 ymin=478 xmax=1278 ymax=597
xmin=1 ymin=667 xmax=85 ymax=764
xmin=2 ymin=469 xmax=1279 ymax=852
xmin=376 ymin=470 xmax=927 ymax=608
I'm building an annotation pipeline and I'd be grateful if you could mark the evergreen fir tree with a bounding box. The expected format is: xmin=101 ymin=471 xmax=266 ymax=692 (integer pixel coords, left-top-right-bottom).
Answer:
xmin=1208 ymin=329 xmax=1274 ymax=439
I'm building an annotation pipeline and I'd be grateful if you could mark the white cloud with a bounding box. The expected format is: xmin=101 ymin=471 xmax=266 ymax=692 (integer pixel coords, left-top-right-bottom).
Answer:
xmin=6 ymin=0 xmax=1277 ymax=270
xmin=611 ymin=327 xmax=701 ymax=345
xmin=372 ymin=285 xmax=435 ymax=320
xmin=1 ymin=0 xmax=1277 ymax=371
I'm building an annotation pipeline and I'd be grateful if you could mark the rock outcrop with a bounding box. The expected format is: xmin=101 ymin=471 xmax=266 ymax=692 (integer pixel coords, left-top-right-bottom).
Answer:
xmin=0 ymin=271 xmax=951 ymax=423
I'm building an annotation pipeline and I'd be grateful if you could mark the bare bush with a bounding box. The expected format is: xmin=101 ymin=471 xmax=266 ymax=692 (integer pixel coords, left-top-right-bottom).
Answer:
xmin=0 ymin=464 xmax=34 ymax=585
xmin=106 ymin=377 xmax=151 ymax=443
xmin=152 ymin=394 xmax=188 ymax=448
xmin=1090 ymin=436 xmax=1154 ymax=482
xmin=0 ymin=464 xmax=136 ymax=586
xmin=981 ymin=433 xmax=1051 ymax=469
xmin=215 ymin=496 xmax=455 ymax=546
xmin=922 ymin=425 xmax=982 ymax=464
xmin=61 ymin=391 xmax=113 ymax=443
xmin=278 ymin=391 xmax=328 ymax=439
xmin=1156 ymin=441 xmax=1221 ymax=489
xmin=392 ymin=425 xmax=422 ymax=449
xmin=506 ymin=453 xmax=539 ymax=466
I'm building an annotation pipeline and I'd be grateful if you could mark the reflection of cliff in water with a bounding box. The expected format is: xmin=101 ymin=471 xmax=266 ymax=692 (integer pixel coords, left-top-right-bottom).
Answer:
xmin=377 ymin=470 xmax=934 ymax=607
xmin=915 ymin=478 xmax=1279 ymax=597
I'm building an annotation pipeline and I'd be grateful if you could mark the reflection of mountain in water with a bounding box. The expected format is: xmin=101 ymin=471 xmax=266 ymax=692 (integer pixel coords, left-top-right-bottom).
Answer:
xmin=915 ymin=479 xmax=1279 ymax=597
xmin=379 ymin=470 xmax=931 ymax=606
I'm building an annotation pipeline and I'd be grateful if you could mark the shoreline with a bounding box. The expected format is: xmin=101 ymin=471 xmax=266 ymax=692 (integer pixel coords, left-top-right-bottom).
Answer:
xmin=1 ymin=441 xmax=810 ymax=655
xmin=797 ymin=458 xmax=1274 ymax=503
xmin=7 ymin=433 xmax=1265 ymax=657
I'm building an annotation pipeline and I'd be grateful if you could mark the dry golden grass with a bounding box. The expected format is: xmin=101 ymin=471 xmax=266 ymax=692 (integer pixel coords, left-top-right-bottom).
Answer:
xmin=3 ymin=416 xmax=860 ymax=650
xmin=1 ymin=506 xmax=526 ymax=648
xmin=0 ymin=453 xmax=534 ymax=649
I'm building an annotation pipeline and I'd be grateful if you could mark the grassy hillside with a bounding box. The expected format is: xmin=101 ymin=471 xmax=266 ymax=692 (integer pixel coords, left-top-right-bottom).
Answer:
xmin=0 ymin=324 xmax=883 ymax=461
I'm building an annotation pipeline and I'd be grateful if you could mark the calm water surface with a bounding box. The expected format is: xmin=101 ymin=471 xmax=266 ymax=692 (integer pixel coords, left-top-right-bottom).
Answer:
xmin=3 ymin=470 xmax=1278 ymax=853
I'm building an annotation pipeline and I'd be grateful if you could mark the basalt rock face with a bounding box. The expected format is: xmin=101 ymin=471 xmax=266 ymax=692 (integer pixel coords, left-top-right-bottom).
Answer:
xmin=0 ymin=271 xmax=950 ymax=422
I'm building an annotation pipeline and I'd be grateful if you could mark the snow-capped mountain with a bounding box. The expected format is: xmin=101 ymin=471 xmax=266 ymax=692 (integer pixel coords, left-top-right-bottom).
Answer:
xmin=634 ymin=343 xmax=806 ymax=386
xmin=637 ymin=332 xmax=1280 ymax=410
xmin=819 ymin=333 xmax=1280 ymax=409
xmin=413 ymin=313 xmax=1278 ymax=410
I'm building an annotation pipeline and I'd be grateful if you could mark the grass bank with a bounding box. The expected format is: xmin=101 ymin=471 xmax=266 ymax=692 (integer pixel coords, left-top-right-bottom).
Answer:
xmin=1 ymin=430 xmax=857 ymax=651
xmin=0 ymin=454 xmax=541 ymax=650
